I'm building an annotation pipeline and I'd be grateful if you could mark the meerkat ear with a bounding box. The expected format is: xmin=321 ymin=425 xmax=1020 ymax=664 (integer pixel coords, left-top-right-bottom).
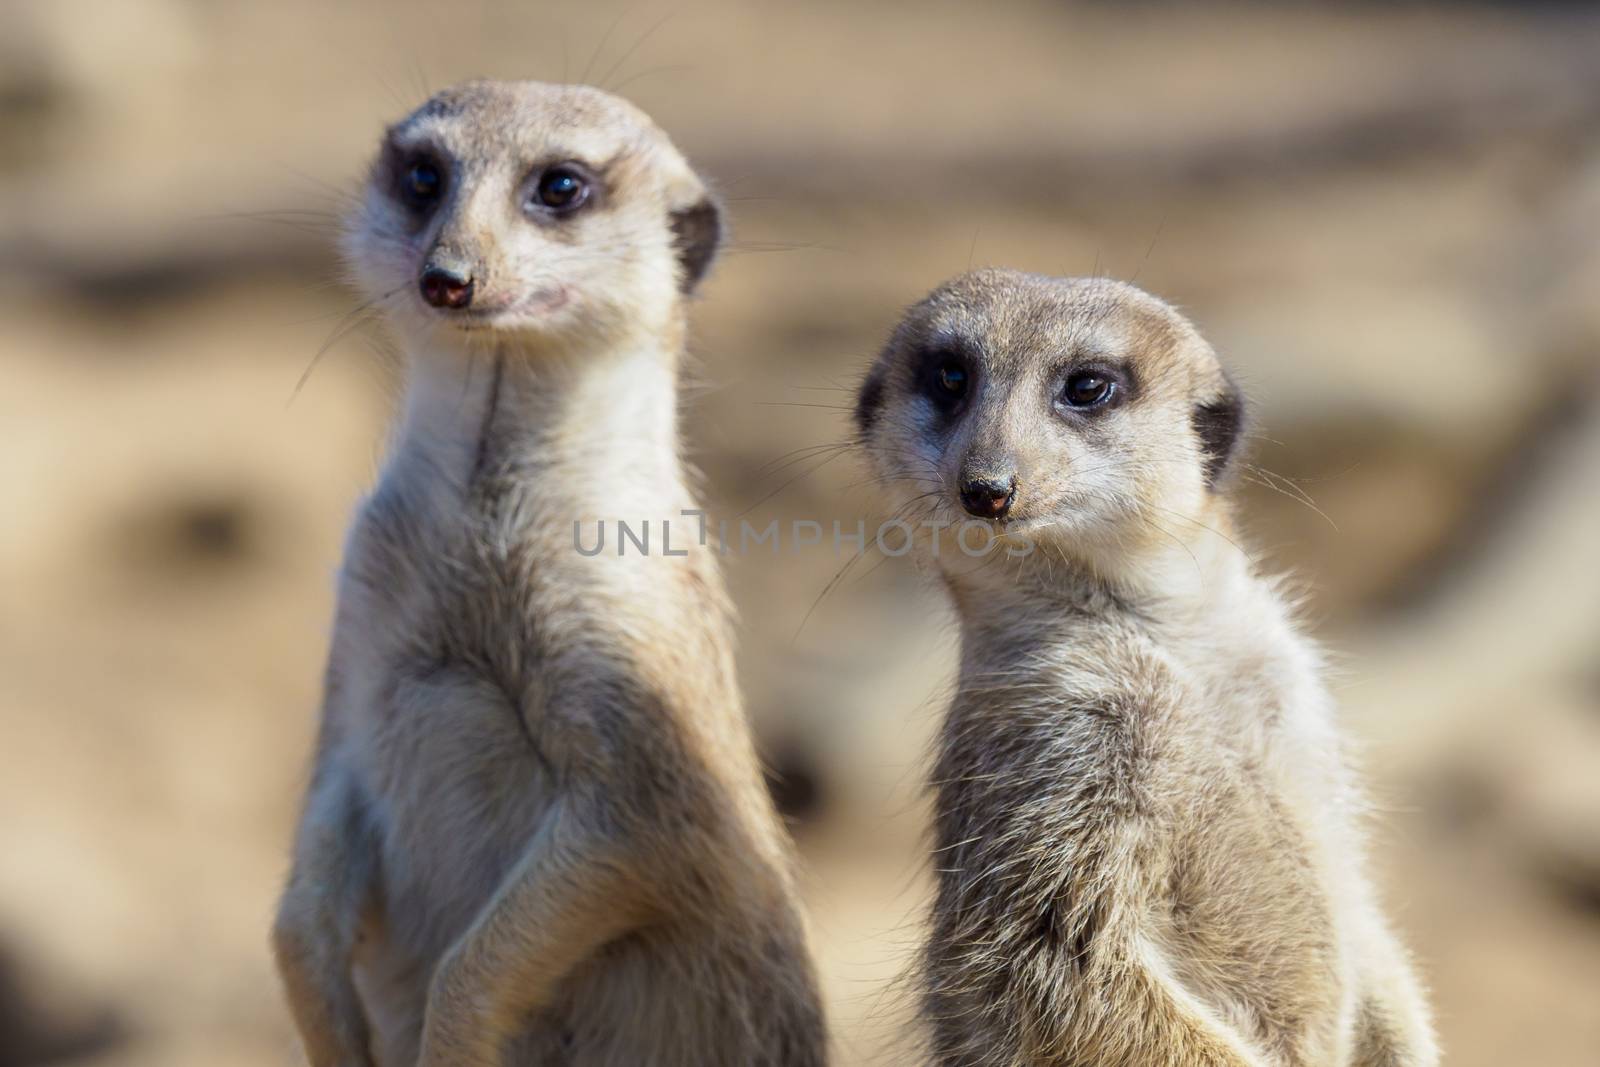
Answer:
xmin=1193 ymin=370 xmax=1248 ymax=489
xmin=854 ymin=365 xmax=888 ymax=437
xmin=668 ymin=176 xmax=723 ymax=295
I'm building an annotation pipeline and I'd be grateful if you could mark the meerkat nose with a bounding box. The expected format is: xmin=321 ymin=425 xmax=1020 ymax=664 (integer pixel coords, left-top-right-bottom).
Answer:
xmin=420 ymin=265 xmax=475 ymax=310
xmin=959 ymin=476 xmax=1017 ymax=520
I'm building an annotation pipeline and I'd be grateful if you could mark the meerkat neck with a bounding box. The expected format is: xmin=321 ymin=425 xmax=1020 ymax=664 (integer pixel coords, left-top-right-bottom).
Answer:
xmin=387 ymin=325 xmax=690 ymax=517
xmin=948 ymin=509 xmax=1259 ymax=645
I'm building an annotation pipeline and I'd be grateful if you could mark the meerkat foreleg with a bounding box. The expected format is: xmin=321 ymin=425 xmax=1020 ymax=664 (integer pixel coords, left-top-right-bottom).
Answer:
xmin=1119 ymin=958 xmax=1274 ymax=1067
xmin=414 ymin=804 xmax=654 ymax=1067
xmin=273 ymin=768 xmax=380 ymax=1067
xmin=1350 ymin=926 xmax=1440 ymax=1067
xmin=931 ymin=923 xmax=1274 ymax=1067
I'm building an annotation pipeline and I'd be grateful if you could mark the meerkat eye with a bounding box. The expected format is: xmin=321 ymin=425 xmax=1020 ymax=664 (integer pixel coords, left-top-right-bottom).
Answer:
xmin=1061 ymin=372 xmax=1114 ymax=409
xmin=533 ymin=165 xmax=591 ymax=212
xmin=920 ymin=352 xmax=971 ymax=414
xmin=400 ymin=161 xmax=442 ymax=209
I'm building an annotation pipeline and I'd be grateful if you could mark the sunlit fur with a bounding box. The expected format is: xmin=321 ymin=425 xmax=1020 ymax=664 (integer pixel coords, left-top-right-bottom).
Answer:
xmin=272 ymin=81 xmax=825 ymax=1067
xmin=857 ymin=270 xmax=1437 ymax=1067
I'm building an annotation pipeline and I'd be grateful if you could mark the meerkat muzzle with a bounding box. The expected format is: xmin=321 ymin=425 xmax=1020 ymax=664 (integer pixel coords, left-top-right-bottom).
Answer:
xmin=959 ymin=476 xmax=1017 ymax=519
xmin=420 ymin=265 xmax=475 ymax=310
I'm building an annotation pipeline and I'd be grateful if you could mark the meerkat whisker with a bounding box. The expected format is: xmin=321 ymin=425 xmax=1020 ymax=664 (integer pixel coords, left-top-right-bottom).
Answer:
xmin=1243 ymin=463 xmax=1342 ymax=532
xmin=286 ymin=299 xmax=383 ymax=406
xmin=754 ymin=401 xmax=857 ymax=412
xmin=752 ymin=439 xmax=855 ymax=481
xmin=736 ymin=447 xmax=851 ymax=518
xmin=594 ymin=8 xmax=678 ymax=93
xmin=607 ymin=64 xmax=698 ymax=97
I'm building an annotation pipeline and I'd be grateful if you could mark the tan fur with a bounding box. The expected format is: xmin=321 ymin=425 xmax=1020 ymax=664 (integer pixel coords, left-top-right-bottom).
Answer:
xmin=271 ymin=81 xmax=825 ymax=1067
xmin=855 ymin=270 xmax=1437 ymax=1067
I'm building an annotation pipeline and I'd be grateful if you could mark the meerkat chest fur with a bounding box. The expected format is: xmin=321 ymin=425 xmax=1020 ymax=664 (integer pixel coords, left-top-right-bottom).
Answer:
xmin=945 ymin=541 xmax=1360 ymax=899
xmin=333 ymin=331 xmax=732 ymax=949
xmin=935 ymin=551 xmax=1367 ymax=1064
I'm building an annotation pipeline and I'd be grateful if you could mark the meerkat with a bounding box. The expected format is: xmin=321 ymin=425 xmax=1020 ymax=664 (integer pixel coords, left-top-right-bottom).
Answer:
xmin=270 ymin=81 xmax=826 ymax=1067
xmin=853 ymin=270 xmax=1437 ymax=1067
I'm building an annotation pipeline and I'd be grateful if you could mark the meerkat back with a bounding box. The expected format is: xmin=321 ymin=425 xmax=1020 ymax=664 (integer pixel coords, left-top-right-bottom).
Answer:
xmin=271 ymin=81 xmax=826 ymax=1067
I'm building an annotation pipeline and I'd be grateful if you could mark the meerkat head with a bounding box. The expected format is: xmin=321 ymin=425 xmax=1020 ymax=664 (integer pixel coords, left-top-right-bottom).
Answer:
xmin=855 ymin=270 xmax=1246 ymax=576
xmin=344 ymin=80 xmax=721 ymax=351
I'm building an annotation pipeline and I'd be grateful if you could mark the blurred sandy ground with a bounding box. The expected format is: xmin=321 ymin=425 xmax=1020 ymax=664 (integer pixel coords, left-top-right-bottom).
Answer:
xmin=1 ymin=0 xmax=1598 ymax=1063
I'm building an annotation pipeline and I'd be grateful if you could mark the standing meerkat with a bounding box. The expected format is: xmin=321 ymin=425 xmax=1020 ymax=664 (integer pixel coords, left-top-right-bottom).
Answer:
xmin=854 ymin=270 xmax=1437 ymax=1067
xmin=271 ymin=81 xmax=826 ymax=1067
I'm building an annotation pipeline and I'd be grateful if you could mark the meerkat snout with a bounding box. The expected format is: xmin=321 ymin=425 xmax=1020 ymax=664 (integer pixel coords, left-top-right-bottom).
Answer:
xmin=958 ymin=473 xmax=1016 ymax=519
xmin=419 ymin=262 xmax=474 ymax=309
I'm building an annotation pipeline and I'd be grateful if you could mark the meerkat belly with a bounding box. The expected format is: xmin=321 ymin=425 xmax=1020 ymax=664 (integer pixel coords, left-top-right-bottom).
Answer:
xmin=1154 ymin=755 xmax=1347 ymax=1062
xmin=348 ymin=658 xmax=561 ymax=1067
xmin=1153 ymin=681 xmax=1363 ymax=1059
xmin=941 ymin=659 xmax=1350 ymax=1061
xmin=363 ymin=658 xmax=558 ymax=944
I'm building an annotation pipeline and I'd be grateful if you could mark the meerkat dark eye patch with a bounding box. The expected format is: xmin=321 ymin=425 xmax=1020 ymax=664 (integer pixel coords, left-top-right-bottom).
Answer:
xmin=1193 ymin=371 xmax=1247 ymax=488
xmin=935 ymin=361 xmax=968 ymax=399
xmin=670 ymin=195 xmax=723 ymax=294
xmin=386 ymin=145 xmax=448 ymax=214
xmin=403 ymin=162 xmax=441 ymax=204
xmin=915 ymin=344 xmax=976 ymax=417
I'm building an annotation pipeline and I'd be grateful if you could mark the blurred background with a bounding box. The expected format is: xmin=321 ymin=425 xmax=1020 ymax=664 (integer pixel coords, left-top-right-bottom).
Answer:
xmin=2 ymin=1 xmax=1598 ymax=1063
